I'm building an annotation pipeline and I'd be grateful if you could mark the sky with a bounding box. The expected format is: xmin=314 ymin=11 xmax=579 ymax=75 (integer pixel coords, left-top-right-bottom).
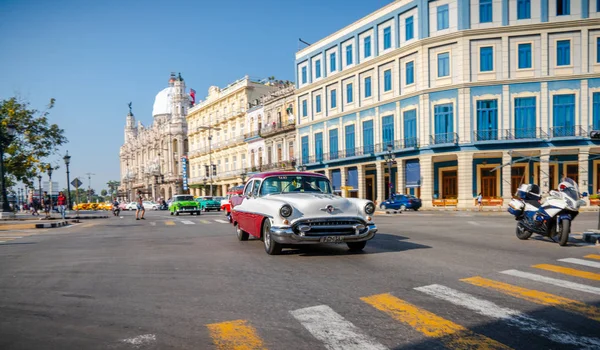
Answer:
xmin=0 ymin=0 xmax=393 ymax=193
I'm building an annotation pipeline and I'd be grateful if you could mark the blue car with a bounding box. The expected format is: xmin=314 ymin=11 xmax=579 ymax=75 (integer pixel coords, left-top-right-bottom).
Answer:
xmin=379 ymin=194 xmax=422 ymax=211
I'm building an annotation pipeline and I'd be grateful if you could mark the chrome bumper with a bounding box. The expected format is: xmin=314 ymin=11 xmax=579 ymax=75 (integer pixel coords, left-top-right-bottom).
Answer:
xmin=269 ymin=223 xmax=377 ymax=244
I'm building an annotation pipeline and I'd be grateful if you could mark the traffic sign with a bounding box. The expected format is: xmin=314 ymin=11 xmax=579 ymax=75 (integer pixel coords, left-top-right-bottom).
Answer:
xmin=71 ymin=178 xmax=83 ymax=188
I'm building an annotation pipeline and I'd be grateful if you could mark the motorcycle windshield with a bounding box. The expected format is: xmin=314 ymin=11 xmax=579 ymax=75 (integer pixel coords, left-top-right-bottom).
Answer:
xmin=561 ymin=178 xmax=580 ymax=200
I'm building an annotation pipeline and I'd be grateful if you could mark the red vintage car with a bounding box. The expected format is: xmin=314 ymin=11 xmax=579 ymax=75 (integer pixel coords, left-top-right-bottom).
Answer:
xmin=221 ymin=185 xmax=244 ymax=220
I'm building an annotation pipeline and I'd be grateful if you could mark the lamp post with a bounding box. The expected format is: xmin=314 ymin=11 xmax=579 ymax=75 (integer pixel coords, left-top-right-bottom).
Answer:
xmin=37 ymin=174 xmax=42 ymax=206
xmin=47 ymin=165 xmax=54 ymax=214
xmin=241 ymin=170 xmax=247 ymax=184
xmin=197 ymin=126 xmax=221 ymax=198
xmin=384 ymin=144 xmax=395 ymax=198
xmin=202 ymin=177 xmax=207 ymax=196
xmin=63 ymin=151 xmax=72 ymax=210
xmin=1 ymin=123 xmax=16 ymax=216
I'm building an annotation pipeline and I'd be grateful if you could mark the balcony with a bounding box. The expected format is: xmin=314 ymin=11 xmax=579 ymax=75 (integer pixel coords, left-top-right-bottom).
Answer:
xmin=549 ymin=125 xmax=588 ymax=139
xmin=430 ymin=132 xmax=459 ymax=146
xmin=260 ymin=120 xmax=296 ymax=137
xmin=244 ymin=130 xmax=261 ymax=141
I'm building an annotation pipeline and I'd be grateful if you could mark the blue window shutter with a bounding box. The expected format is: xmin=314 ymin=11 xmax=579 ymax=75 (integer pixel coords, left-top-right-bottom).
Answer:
xmin=315 ymin=60 xmax=321 ymax=79
xmin=364 ymin=36 xmax=371 ymax=58
xmin=406 ymin=61 xmax=414 ymax=85
xmin=330 ymin=52 xmax=336 ymax=72
xmin=316 ymin=95 xmax=321 ymax=113
xmin=475 ymin=100 xmax=498 ymax=140
xmin=405 ymin=16 xmax=414 ymax=40
xmin=315 ymin=133 xmax=323 ymax=162
xmin=597 ymin=0 xmax=600 ymax=12
xmin=517 ymin=0 xmax=531 ymax=19
xmin=345 ymin=124 xmax=355 ymax=156
xmin=346 ymin=44 xmax=353 ymax=65
xmin=363 ymin=120 xmax=374 ymax=153
xmin=347 ymin=84 xmax=353 ymax=103
xmin=365 ymin=77 xmax=372 ymax=97
xmin=556 ymin=40 xmax=571 ymax=66
xmin=403 ymin=109 xmax=417 ymax=147
xmin=514 ymin=97 xmax=536 ymax=138
xmin=437 ymin=5 xmax=449 ymax=30
xmin=552 ymin=94 xmax=575 ymax=136
xmin=437 ymin=53 xmax=450 ymax=77
xmin=518 ymin=43 xmax=532 ymax=69
xmin=383 ymin=27 xmax=391 ymax=49
xmin=331 ymin=90 xmax=337 ymax=108
xmin=434 ymin=104 xmax=453 ymax=143
xmin=382 ymin=116 xmax=395 ymax=146
xmin=384 ymin=70 xmax=392 ymax=91
xmin=480 ymin=0 xmax=493 ymax=23
xmin=557 ymin=0 xmax=570 ymax=15
xmin=594 ymin=93 xmax=600 ymax=129
xmin=301 ymin=67 xmax=307 ymax=84
xmin=302 ymin=100 xmax=307 ymax=117
xmin=597 ymin=38 xmax=600 ymax=63
xmin=329 ymin=129 xmax=338 ymax=159
xmin=301 ymin=136 xmax=309 ymax=163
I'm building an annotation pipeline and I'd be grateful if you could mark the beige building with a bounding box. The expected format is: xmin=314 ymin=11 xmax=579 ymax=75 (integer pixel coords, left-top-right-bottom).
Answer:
xmin=260 ymin=84 xmax=297 ymax=172
xmin=186 ymin=76 xmax=277 ymax=196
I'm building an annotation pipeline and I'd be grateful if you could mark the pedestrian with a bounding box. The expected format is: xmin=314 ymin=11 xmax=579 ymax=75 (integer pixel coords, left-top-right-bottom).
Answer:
xmin=43 ymin=191 xmax=51 ymax=218
xmin=57 ymin=191 xmax=67 ymax=219
xmin=477 ymin=192 xmax=483 ymax=211
xmin=135 ymin=190 xmax=145 ymax=220
xmin=28 ymin=190 xmax=38 ymax=216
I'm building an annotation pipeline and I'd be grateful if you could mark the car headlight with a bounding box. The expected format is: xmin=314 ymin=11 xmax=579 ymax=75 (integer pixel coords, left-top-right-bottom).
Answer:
xmin=364 ymin=202 xmax=375 ymax=215
xmin=280 ymin=204 xmax=293 ymax=218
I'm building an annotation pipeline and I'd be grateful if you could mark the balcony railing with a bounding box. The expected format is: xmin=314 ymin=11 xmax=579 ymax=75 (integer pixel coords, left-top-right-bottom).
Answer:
xmin=473 ymin=129 xmax=502 ymax=141
xmin=430 ymin=132 xmax=459 ymax=145
xmin=549 ymin=125 xmax=587 ymax=138
xmin=244 ymin=130 xmax=261 ymax=140
xmin=260 ymin=120 xmax=296 ymax=137
xmin=504 ymin=127 xmax=548 ymax=140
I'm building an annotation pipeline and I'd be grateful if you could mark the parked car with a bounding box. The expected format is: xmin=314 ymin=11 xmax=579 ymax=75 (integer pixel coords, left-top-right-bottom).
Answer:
xmin=169 ymin=195 xmax=201 ymax=216
xmin=143 ymin=201 xmax=160 ymax=210
xmin=118 ymin=202 xmax=129 ymax=210
xmin=379 ymin=194 xmax=422 ymax=211
xmin=230 ymin=171 xmax=377 ymax=255
xmin=197 ymin=196 xmax=221 ymax=211
xmin=221 ymin=185 xmax=244 ymax=220
xmin=124 ymin=202 xmax=138 ymax=210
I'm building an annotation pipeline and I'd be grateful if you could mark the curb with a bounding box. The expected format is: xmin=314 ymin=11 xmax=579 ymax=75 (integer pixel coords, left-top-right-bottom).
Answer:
xmin=65 ymin=215 xmax=109 ymax=220
xmin=35 ymin=221 xmax=69 ymax=229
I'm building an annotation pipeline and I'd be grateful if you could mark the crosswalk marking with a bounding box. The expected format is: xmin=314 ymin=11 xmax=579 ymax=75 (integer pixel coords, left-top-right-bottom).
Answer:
xmin=200 ymin=220 xmax=210 ymax=224
xmin=180 ymin=220 xmax=195 ymax=225
xmin=558 ymin=258 xmax=600 ymax=269
xmin=361 ymin=293 xmax=510 ymax=350
xmin=533 ymin=264 xmax=600 ymax=281
xmin=206 ymin=319 xmax=266 ymax=350
xmin=585 ymin=254 xmax=600 ymax=260
xmin=165 ymin=221 xmax=175 ymax=226
xmin=415 ymin=284 xmax=600 ymax=348
xmin=461 ymin=276 xmax=600 ymax=322
xmin=501 ymin=269 xmax=600 ymax=295
xmin=150 ymin=222 xmax=156 ymax=226
xmin=290 ymin=304 xmax=388 ymax=350
xmin=215 ymin=219 xmax=229 ymax=223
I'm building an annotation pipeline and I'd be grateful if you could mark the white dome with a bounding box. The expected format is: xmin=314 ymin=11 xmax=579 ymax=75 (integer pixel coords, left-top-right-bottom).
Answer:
xmin=152 ymin=87 xmax=174 ymax=117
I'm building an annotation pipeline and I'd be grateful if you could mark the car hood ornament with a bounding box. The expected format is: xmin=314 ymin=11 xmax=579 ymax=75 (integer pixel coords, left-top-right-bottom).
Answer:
xmin=320 ymin=205 xmax=337 ymax=213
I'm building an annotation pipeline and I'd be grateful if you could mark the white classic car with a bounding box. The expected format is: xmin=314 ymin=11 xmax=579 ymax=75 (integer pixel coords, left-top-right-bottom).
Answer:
xmin=230 ymin=171 xmax=377 ymax=255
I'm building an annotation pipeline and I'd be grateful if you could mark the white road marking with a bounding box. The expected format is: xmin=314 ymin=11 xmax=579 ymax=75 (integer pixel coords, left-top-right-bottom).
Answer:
xmin=180 ymin=220 xmax=195 ymax=225
xmin=150 ymin=222 xmax=156 ymax=226
xmin=415 ymin=284 xmax=600 ymax=348
xmin=121 ymin=334 xmax=156 ymax=346
xmin=290 ymin=304 xmax=388 ymax=350
xmin=0 ymin=236 xmax=22 ymax=239
xmin=467 ymin=221 xmax=481 ymax=226
xmin=558 ymin=258 xmax=600 ymax=269
xmin=214 ymin=219 xmax=229 ymax=223
xmin=501 ymin=269 xmax=600 ymax=295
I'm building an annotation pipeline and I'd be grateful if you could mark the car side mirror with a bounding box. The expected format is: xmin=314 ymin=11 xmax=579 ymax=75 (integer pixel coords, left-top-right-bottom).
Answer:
xmin=582 ymin=192 xmax=589 ymax=197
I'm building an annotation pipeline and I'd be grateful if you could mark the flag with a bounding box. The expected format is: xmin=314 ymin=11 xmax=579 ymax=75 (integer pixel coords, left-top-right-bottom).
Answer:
xmin=190 ymin=88 xmax=196 ymax=105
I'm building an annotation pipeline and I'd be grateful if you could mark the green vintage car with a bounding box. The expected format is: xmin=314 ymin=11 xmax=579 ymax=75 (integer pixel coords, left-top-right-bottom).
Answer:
xmin=169 ymin=195 xmax=201 ymax=216
xmin=196 ymin=196 xmax=222 ymax=212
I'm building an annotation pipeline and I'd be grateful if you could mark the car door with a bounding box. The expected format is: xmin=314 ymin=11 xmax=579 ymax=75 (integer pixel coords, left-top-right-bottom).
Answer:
xmin=236 ymin=180 xmax=254 ymax=233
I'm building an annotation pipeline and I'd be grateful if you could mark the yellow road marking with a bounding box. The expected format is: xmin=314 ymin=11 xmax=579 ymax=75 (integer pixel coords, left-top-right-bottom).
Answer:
xmin=585 ymin=254 xmax=600 ymax=261
xmin=200 ymin=220 xmax=210 ymax=224
xmin=165 ymin=221 xmax=175 ymax=226
xmin=462 ymin=276 xmax=600 ymax=322
xmin=207 ymin=319 xmax=266 ymax=350
xmin=361 ymin=293 xmax=512 ymax=350
xmin=533 ymin=264 xmax=600 ymax=281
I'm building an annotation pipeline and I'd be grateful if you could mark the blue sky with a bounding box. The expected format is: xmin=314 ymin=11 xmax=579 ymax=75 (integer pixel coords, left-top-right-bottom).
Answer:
xmin=0 ymin=0 xmax=392 ymax=193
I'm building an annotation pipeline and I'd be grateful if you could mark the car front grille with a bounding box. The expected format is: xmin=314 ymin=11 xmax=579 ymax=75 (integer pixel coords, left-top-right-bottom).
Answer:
xmin=181 ymin=206 xmax=197 ymax=210
xmin=292 ymin=218 xmax=368 ymax=236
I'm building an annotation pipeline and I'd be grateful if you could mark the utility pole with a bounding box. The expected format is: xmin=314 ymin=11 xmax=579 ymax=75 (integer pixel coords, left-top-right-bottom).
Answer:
xmin=85 ymin=172 xmax=95 ymax=202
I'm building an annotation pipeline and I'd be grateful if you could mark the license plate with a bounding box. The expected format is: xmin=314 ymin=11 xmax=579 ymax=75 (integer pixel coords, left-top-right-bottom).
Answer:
xmin=320 ymin=236 xmax=344 ymax=243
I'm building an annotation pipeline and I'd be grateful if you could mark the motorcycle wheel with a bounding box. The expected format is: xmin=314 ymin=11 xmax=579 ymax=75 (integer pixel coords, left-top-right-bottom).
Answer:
xmin=516 ymin=223 xmax=533 ymax=240
xmin=556 ymin=219 xmax=570 ymax=246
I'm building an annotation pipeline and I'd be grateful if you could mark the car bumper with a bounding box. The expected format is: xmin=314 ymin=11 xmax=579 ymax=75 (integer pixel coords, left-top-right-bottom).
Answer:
xmin=269 ymin=223 xmax=377 ymax=244
xmin=176 ymin=208 xmax=199 ymax=212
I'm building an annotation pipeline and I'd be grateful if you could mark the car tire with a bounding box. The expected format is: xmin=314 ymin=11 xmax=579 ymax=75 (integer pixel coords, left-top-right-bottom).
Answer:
xmin=175 ymin=212 xmax=179 ymax=216
xmin=236 ymin=223 xmax=249 ymax=241
xmin=381 ymin=204 xmax=387 ymax=210
xmin=170 ymin=211 xmax=173 ymax=216
xmin=262 ymin=219 xmax=282 ymax=255
xmin=197 ymin=211 xmax=201 ymax=215
xmin=413 ymin=208 xmax=419 ymax=211
xmin=218 ymin=209 xmax=221 ymax=211
xmin=347 ymin=241 xmax=367 ymax=251
xmin=400 ymin=205 xmax=407 ymax=211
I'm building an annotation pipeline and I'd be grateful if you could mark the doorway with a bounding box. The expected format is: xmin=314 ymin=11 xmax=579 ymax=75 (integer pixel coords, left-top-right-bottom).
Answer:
xmin=480 ymin=168 xmax=498 ymax=197
xmin=441 ymin=170 xmax=458 ymax=199
xmin=366 ymin=177 xmax=374 ymax=201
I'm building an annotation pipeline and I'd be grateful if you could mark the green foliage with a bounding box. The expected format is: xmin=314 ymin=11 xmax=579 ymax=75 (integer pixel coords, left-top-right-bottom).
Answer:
xmin=101 ymin=189 xmax=108 ymax=196
xmin=1 ymin=97 xmax=67 ymax=187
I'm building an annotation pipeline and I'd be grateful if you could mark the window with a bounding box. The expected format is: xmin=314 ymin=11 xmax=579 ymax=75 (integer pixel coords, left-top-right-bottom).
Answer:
xmin=382 ymin=115 xmax=395 ymax=146
xmin=364 ymin=36 xmax=372 ymax=58
xmin=346 ymin=44 xmax=353 ymax=65
xmin=518 ymin=43 xmax=532 ymax=69
xmin=480 ymin=46 xmax=494 ymax=72
xmin=552 ymin=94 xmax=575 ymax=137
xmin=406 ymin=61 xmax=415 ymax=85
xmin=437 ymin=52 xmax=450 ymax=77
xmin=557 ymin=0 xmax=570 ymax=16
xmin=383 ymin=26 xmax=392 ymax=50
xmin=346 ymin=83 xmax=353 ymax=103
xmin=363 ymin=120 xmax=374 ymax=153
xmin=517 ymin=0 xmax=531 ymax=19
xmin=329 ymin=129 xmax=339 ymax=160
xmin=437 ymin=5 xmax=449 ymax=30
xmin=594 ymin=93 xmax=600 ymax=129
xmin=315 ymin=59 xmax=321 ymax=79
xmin=433 ymin=104 xmax=454 ymax=144
xmin=597 ymin=0 xmax=600 ymax=12
xmin=302 ymin=100 xmax=307 ymax=117
xmin=405 ymin=16 xmax=414 ymax=41
xmin=315 ymin=95 xmax=322 ymax=113
xmin=345 ymin=124 xmax=355 ymax=156
xmin=331 ymin=89 xmax=337 ymax=108
xmin=475 ymin=100 xmax=498 ymax=140
xmin=556 ymin=40 xmax=571 ymax=66
xmin=514 ymin=97 xmax=536 ymax=138
xmin=301 ymin=66 xmax=307 ymax=84
xmin=330 ymin=52 xmax=337 ymax=72
xmin=480 ymin=0 xmax=492 ymax=23
xmin=597 ymin=38 xmax=600 ymax=63
xmin=364 ymin=77 xmax=372 ymax=98
xmin=384 ymin=69 xmax=392 ymax=92
xmin=314 ymin=133 xmax=323 ymax=162
xmin=403 ymin=109 xmax=417 ymax=147
xmin=300 ymin=136 xmax=310 ymax=164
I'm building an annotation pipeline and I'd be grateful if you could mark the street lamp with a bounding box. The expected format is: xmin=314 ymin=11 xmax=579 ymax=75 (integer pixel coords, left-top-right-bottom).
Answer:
xmin=63 ymin=151 xmax=72 ymax=210
xmin=1 ymin=123 xmax=16 ymax=215
xmin=202 ymin=177 xmax=207 ymax=196
xmin=241 ymin=169 xmax=247 ymax=184
xmin=384 ymin=144 xmax=395 ymax=198
xmin=37 ymin=174 xmax=42 ymax=206
xmin=47 ymin=164 xmax=54 ymax=215
xmin=197 ymin=126 xmax=221 ymax=198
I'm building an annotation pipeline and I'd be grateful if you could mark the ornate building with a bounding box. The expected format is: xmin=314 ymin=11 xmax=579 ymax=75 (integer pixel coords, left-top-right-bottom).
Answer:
xmin=119 ymin=73 xmax=190 ymax=201
xmin=260 ymin=84 xmax=297 ymax=172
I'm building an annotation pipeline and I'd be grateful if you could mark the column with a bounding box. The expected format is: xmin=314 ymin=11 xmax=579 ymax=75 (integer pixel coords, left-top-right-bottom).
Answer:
xmin=376 ymin=161 xmax=385 ymax=204
xmin=397 ymin=159 xmax=406 ymax=195
xmin=501 ymin=36 xmax=509 ymax=80
xmin=540 ymin=32 xmax=548 ymax=76
xmin=152 ymin=183 xmax=156 ymax=201
xmin=579 ymin=147 xmax=590 ymax=196
xmin=582 ymin=28 xmax=589 ymax=74
xmin=340 ymin=166 xmax=347 ymax=197
xmin=540 ymin=149 xmax=550 ymax=195
xmin=502 ymin=151 xmax=512 ymax=207
xmin=420 ymin=94 xmax=430 ymax=145
xmin=581 ymin=80 xmax=590 ymax=129
xmin=358 ymin=164 xmax=366 ymax=199
xmin=502 ymin=85 xmax=510 ymax=131
xmin=457 ymin=152 xmax=474 ymax=209
xmin=458 ymin=88 xmax=469 ymax=143
xmin=540 ymin=82 xmax=549 ymax=133
xmin=420 ymin=155 xmax=434 ymax=208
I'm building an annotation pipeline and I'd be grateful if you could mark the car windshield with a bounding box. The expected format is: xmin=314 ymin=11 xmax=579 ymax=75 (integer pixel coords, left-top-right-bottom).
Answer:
xmin=175 ymin=196 xmax=194 ymax=201
xmin=259 ymin=175 xmax=333 ymax=196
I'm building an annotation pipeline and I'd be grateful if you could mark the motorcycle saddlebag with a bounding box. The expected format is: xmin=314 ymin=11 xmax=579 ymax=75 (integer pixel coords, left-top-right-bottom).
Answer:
xmin=508 ymin=199 xmax=524 ymax=216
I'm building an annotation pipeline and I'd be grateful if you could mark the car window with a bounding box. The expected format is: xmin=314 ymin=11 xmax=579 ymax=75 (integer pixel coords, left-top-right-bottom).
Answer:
xmin=176 ymin=196 xmax=194 ymax=201
xmin=252 ymin=180 xmax=261 ymax=196
xmin=244 ymin=180 xmax=254 ymax=196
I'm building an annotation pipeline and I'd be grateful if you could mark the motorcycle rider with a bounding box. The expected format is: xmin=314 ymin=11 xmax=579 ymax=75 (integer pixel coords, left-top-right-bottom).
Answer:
xmin=112 ymin=198 xmax=120 ymax=216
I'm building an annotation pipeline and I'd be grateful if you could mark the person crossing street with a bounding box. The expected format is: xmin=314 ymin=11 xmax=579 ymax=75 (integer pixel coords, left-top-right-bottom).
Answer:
xmin=135 ymin=190 xmax=145 ymax=220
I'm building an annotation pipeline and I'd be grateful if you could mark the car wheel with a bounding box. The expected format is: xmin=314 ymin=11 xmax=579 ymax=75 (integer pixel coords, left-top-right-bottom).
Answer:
xmin=218 ymin=209 xmax=221 ymax=211
xmin=262 ymin=219 xmax=282 ymax=255
xmin=175 ymin=212 xmax=179 ymax=216
xmin=400 ymin=205 xmax=407 ymax=211
xmin=413 ymin=208 xmax=419 ymax=211
xmin=197 ymin=211 xmax=201 ymax=215
xmin=347 ymin=241 xmax=367 ymax=251
xmin=235 ymin=223 xmax=249 ymax=241
xmin=170 ymin=211 xmax=173 ymax=216
xmin=381 ymin=204 xmax=387 ymax=210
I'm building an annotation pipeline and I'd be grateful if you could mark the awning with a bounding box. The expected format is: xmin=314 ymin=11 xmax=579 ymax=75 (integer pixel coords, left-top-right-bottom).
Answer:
xmin=406 ymin=162 xmax=421 ymax=188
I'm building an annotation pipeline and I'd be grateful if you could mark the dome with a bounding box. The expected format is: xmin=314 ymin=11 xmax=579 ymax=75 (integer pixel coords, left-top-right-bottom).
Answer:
xmin=152 ymin=87 xmax=174 ymax=117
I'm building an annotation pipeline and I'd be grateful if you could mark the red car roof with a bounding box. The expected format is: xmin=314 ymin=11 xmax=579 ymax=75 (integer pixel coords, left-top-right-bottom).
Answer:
xmin=248 ymin=171 xmax=327 ymax=180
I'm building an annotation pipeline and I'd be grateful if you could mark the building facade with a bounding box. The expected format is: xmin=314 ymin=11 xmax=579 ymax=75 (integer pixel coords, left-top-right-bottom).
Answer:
xmin=294 ymin=0 xmax=600 ymax=209
xmin=119 ymin=73 xmax=190 ymax=201
xmin=186 ymin=76 xmax=277 ymax=197
xmin=261 ymin=85 xmax=298 ymax=172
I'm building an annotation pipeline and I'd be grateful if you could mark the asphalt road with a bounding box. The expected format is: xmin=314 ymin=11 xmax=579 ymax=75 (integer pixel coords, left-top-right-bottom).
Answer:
xmin=0 ymin=209 xmax=599 ymax=350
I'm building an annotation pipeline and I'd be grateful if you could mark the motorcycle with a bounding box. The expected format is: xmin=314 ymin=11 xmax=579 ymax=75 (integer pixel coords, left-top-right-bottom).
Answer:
xmin=508 ymin=178 xmax=585 ymax=246
xmin=112 ymin=206 xmax=121 ymax=216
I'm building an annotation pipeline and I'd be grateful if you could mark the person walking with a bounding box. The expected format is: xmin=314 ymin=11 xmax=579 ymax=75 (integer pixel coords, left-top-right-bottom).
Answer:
xmin=135 ymin=190 xmax=145 ymax=220
xmin=43 ymin=191 xmax=51 ymax=219
xmin=57 ymin=191 xmax=67 ymax=219
xmin=476 ymin=192 xmax=483 ymax=211
xmin=28 ymin=190 xmax=38 ymax=216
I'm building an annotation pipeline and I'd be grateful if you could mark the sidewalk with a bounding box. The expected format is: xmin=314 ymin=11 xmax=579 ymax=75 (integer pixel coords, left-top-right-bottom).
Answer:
xmin=0 ymin=210 xmax=108 ymax=230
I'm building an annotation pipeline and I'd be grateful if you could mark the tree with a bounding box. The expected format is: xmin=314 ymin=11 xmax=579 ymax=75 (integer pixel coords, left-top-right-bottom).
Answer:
xmin=106 ymin=180 xmax=120 ymax=196
xmin=101 ymin=189 xmax=107 ymax=196
xmin=1 ymin=97 xmax=67 ymax=187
